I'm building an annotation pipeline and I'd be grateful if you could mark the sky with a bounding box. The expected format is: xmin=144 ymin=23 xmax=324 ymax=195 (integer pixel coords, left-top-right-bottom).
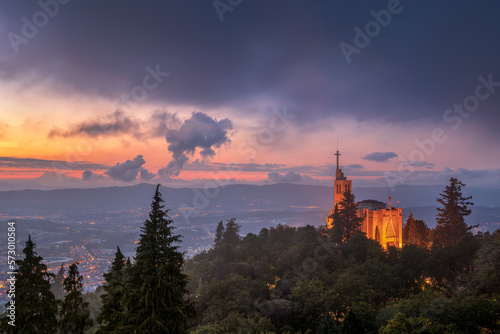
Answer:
xmin=1 ymin=0 xmax=500 ymax=191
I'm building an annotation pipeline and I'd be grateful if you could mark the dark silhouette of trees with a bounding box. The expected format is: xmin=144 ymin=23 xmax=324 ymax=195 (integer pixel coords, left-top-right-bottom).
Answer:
xmin=51 ymin=262 xmax=66 ymax=300
xmin=98 ymin=246 xmax=126 ymax=333
xmin=403 ymin=212 xmax=430 ymax=248
xmin=329 ymin=204 xmax=343 ymax=244
xmin=214 ymin=221 xmax=225 ymax=246
xmin=330 ymin=191 xmax=364 ymax=243
xmin=0 ymin=236 xmax=58 ymax=333
xmin=222 ymin=218 xmax=241 ymax=247
xmin=434 ymin=177 xmax=476 ymax=246
xmin=118 ymin=184 xmax=195 ymax=333
xmin=471 ymin=238 xmax=500 ymax=296
xmin=184 ymin=222 xmax=500 ymax=333
xmin=59 ymin=263 xmax=93 ymax=334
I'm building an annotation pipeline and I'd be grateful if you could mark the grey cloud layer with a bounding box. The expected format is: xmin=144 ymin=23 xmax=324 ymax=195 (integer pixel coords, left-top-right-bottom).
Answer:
xmin=48 ymin=110 xmax=178 ymax=139
xmin=362 ymin=152 xmax=398 ymax=162
xmin=267 ymin=171 xmax=312 ymax=183
xmin=1 ymin=1 xmax=499 ymax=133
xmin=0 ymin=157 xmax=108 ymax=170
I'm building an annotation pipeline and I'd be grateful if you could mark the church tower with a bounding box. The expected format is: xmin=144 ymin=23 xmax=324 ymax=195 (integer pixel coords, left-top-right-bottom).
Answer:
xmin=333 ymin=149 xmax=352 ymax=208
xmin=326 ymin=148 xmax=403 ymax=248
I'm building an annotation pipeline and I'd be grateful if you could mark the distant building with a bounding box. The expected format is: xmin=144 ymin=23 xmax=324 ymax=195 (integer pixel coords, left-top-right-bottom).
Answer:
xmin=327 ymin=149 xmax=403 ymax=248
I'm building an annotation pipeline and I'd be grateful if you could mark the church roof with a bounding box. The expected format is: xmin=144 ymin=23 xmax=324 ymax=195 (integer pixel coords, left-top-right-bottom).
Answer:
xmin=358 ymin=199 xmax=385 ymax=204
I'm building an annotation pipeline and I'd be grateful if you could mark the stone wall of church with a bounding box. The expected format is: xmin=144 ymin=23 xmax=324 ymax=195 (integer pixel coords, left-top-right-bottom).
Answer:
xmin=358 ymin=207 xmax=403 ymax=248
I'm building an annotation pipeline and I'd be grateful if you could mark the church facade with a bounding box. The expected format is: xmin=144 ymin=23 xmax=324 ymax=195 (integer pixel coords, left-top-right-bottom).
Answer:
xmin=326 ymin=150 xmax=403 ymax=248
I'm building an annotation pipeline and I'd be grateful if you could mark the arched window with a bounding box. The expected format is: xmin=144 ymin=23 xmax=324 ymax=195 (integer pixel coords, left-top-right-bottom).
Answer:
xmin=375 ymin=226 xmax=381 ymax=244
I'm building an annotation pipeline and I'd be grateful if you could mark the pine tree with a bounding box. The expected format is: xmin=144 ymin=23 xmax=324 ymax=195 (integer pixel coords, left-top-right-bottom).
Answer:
xmin=98 ymin=246 xmax=126 ymax=333
xmin=332 ymin=191 xmax=364 ymax=243
xmin=118 ymin=184 xmax=195 ymax=333
xmin=0 ymin=236 xmax=58 ymax=333
xmin=214 ymin=221 xmax=225 ymax=246
xmin=59 ymin=262 xmax=93 ymax=334
xmin=222 ymin=218 xmax=241 ymax=247
xmin=51 ymin=262 xmax=66 ymax=300
xmin=434 ymin=177 xmax=476 ymax=246
xmin=403 ymin=212 xmax=430 ymax=248
xmin=329 ymin=204 xmax=343 ymax=244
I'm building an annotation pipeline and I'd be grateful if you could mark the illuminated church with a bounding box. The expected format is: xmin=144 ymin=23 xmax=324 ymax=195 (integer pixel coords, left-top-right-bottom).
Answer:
xmin=326 ymin=150 xmax=403 ymax=248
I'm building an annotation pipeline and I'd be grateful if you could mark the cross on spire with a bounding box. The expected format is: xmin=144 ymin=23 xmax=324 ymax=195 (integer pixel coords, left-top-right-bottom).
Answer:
xmin=335 ymin=150 xmax=341 ymax=171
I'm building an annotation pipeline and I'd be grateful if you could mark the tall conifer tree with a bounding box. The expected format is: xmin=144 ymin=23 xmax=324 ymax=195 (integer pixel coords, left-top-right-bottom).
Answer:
xmin=329 ymin=204 xmax=343 ymax=244
xmin=403 ymin=212 xmax=430 ymax=247
xmin=331 ymin=191 xmax=364 ymax=243
xmin=222 ymin=218 xmax=241 ymax=246
xmin=59 ymin=262 xmax=93 ymax=334
xmin=51 ymin=263 xmax=66 ymax=300
xmin=434 ymin=177 xmax=475 ymax=246
xmin=0 ymin=236 xmax=58 ymax=333
xmin=98 ymin=246 xmax=126 ymax=333
xmin=118 ymin=184 xmax=195 ymax=333
xmin=214 ymin=221 xmax=225 ymax=246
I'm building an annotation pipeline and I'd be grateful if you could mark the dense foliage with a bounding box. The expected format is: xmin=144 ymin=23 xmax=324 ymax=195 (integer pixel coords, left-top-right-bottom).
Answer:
xmin=185 ymin=222 xmax=500 ymax=333
xmin=184 ymin=179 xmax=499 ymax=333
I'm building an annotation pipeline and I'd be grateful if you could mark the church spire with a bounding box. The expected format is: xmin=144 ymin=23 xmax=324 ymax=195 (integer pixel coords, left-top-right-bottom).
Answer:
xmin=331 ymin=145 xmax=351 ymax=210
xmin=334 ymin=146 xmax=346 ymax=181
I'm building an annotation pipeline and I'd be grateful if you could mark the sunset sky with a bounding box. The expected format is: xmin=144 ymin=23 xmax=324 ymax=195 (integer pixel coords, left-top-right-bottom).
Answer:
xmin=1 ymin=1 xmax=499 ymax=190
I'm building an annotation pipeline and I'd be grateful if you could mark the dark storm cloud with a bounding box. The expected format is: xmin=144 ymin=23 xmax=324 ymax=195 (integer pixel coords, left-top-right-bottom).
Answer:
xmin=105 ymin=155 xmax=146 ymax=182
xmin=1 ymin=1 xmax=500 ymax=133
xmin=0 ymin=156 xmax=107 ymax=170
xmin=161 ymin=112 xmax=233 ymax=176
xmin=362 ymin=152 xmax=397 ymax=162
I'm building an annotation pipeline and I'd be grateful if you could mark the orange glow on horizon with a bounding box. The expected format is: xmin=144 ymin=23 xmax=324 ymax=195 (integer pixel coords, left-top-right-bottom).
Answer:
xmin=172 ymin=170 xmax=268 ymax=182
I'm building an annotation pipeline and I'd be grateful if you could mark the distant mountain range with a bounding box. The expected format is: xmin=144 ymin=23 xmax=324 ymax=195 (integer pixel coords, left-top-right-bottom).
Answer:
xmin=0 ymin=183 xmax=498 ymax=231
